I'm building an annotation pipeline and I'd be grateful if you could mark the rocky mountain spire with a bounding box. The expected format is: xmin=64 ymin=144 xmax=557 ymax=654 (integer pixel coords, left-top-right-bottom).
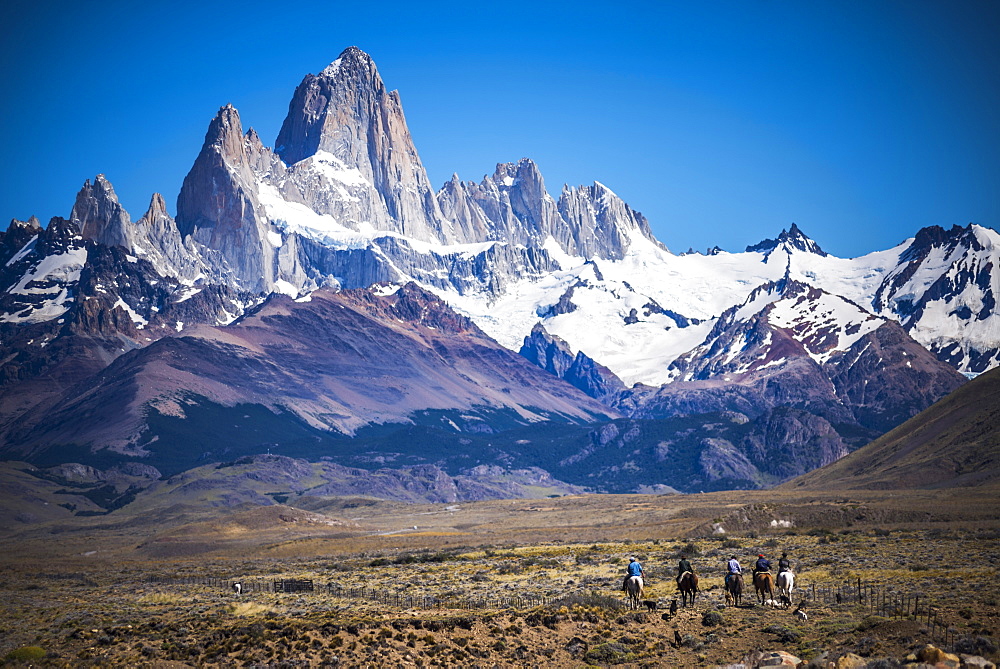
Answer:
xmin=70 ymin=174 xmax=133 ymax=249
xmin=274 ymin=46 xmax=447 ymax=242
xmin=746 ymin=223 xmax=827 ymax=257
xmin=176 ymin=104 xmax=280 ymax=292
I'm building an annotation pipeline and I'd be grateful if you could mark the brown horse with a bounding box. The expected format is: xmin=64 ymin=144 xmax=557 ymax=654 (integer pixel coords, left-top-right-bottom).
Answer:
xmin=725 ymin=573 xmax=743 ymax=607
xmin=677 ymin=571 xmax=699 ymax=607
xmin=624 ymin=575 xmax=644 ymax=610
xmin=753 ymin=571 xmax=774 ymax=604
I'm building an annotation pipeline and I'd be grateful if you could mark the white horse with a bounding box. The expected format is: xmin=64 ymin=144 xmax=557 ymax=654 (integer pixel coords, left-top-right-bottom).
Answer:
xmin=624 ymin=575 xmax=644 ymax=610
xmin=775 ymin=571 xmax=795 ymax=608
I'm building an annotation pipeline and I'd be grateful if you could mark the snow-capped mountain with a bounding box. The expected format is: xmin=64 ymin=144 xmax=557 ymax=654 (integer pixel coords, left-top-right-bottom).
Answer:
xmin=0 ymin=46 xmax=993 ymax=491
xmin=872 ymin=223 xmax=1000 ymax=374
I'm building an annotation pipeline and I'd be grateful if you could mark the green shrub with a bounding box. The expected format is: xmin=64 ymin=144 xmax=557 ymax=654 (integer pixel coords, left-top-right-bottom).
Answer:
xmin=4 ymin=646 xmax=46 ymax=662
xmin=702 ymin=610 xmax=724 ymax=627
xmin=584 ymin=642 xmax=635 ymax=665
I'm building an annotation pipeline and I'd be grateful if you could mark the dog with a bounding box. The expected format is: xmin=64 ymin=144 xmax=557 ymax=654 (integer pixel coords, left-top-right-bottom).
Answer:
xmin=793 ymin=605 xmax=807 ymax=621
xmin=669 ymin=599 xmax=678 ymax=615
xmin=642 ymin=599 xmax=658 ymax=612
xmin=725 ymin=590 xmax=735 ymax=607
xmin=777 ymin=594 xmax=792 ymax=609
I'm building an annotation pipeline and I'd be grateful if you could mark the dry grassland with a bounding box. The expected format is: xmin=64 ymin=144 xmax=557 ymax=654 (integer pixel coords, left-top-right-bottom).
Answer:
xmin=1 ymin=487 xmax=998 ymax=667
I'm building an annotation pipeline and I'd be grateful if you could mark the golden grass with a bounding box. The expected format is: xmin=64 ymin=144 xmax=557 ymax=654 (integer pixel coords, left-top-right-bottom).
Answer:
xmin=138 ymin=592 xmax=188 ymax=605
xmin=228 ymin=601 xmax=279 ymax=617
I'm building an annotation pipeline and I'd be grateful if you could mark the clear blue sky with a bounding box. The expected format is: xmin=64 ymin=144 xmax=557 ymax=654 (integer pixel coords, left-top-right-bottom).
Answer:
xmin=1 ymin=0 xmax=997 ymax=258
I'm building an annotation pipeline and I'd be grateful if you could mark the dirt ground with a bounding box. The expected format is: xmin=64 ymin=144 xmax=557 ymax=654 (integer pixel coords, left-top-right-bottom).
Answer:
xmin=1 ymin=488 xmax=998 ymax=667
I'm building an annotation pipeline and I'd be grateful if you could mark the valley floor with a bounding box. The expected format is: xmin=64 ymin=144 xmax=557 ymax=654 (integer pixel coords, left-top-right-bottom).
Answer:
xmin=1 ymin=488 xmax=998 ymax=667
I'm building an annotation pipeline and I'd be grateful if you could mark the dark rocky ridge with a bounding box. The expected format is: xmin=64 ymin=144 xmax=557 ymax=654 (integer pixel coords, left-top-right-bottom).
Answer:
xmin=785 ymin=365 xmax=1000 ymax=490
xmin=1 ymin=283 xmax=616 ymax=468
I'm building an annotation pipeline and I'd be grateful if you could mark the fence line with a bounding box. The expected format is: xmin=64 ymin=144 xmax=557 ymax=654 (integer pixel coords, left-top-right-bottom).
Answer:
xmin=804 ymin=578 xmax=957 ymax=647
xmin=143 ymin=575 xmax=958 ymax=647
xmin=143 ymin=575 xmax=553 ymax=611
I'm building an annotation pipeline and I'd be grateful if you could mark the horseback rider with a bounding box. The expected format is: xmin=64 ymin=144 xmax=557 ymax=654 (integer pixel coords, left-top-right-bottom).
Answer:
xmin=623 ymin=556 xmax=644 ymax=592
xmin=753 ymin=554 xmax=771 ymax=576
xmin=725 ymin=555 xmax=741 ymax=589
xmin=676 ymin=554 xmax=693 ymax=583
xmin=777 ymin=552 xmax=791 ymax=574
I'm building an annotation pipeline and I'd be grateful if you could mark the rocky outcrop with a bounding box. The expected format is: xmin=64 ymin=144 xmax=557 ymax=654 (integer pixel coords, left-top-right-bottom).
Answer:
xmin=824 ymin=320 xmax=966 ymax=432
xmin=519 ymin=324 xmax=625 ymax=400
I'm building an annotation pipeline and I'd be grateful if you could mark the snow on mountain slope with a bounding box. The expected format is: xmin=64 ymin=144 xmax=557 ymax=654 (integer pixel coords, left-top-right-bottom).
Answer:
xmin=436 ymin=230 xmax=861 ymax=387
xmin=872 ymin=224 xmax=1000 ymax=374
xmin=670 ymin=279 xmax=885 ymax=383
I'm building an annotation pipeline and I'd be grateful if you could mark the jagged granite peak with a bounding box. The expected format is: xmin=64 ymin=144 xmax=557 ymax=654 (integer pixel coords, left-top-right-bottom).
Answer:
xmin=557 ymin=180 xmax=663 ymax=259
xmin=70 ymin=174 xmax=133 ymax=249
xmin=273 ymin=47 xmax=447 ymax=242
xmin=746 ymin=223 xmax=826 ymax=257
xmin=449 ymin=157 xmax=662 ymax=259
xmin=132 ymin=192 xmax=209 ymax=282
xmin=898 ymin=223 xmax=980 ymax=263
xmin=435 ymin=173 xmax=495 ymax=242
xmin=176 ymin=104 xmax=283 ymax=292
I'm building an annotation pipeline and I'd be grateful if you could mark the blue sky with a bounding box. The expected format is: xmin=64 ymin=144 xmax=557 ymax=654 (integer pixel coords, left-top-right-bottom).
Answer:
xmin=1 ymin=0 xmax=997 ymax=258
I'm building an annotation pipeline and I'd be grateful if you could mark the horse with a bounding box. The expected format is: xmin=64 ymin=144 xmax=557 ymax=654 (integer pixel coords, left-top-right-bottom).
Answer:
xmin=775 ymin=571 xmax=795 ymax=608
xmin=753 ymin=571 xmax=774 ymax=605
xmin=725 ymin=572 xmax=743 ymax=607
xmin=677 ymin=571 xmax=699 ymax=607
xmin=624 ymin=575 xmax=644 ymax=610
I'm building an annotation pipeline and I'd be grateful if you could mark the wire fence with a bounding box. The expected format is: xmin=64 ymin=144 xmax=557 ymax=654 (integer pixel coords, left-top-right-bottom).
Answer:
xmin=803 ymin=579 xmax=958 ymax=647
xmin=143 ymin=575 xmax=960 ymax=647
xmin=144 ymin=575 xmax=554 ymax=610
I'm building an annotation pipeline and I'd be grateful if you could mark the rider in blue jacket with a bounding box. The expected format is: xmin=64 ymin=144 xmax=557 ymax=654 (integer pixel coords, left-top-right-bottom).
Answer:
xmin=623 ymin=557 xmax=644 ymax=591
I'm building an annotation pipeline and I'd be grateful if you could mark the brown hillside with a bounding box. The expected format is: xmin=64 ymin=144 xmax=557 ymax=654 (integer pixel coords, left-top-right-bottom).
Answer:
xmin=782 ymin=365 xmax=1000 ymax=490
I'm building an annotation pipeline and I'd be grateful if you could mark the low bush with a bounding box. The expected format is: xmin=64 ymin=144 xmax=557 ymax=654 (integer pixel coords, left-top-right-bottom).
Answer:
xmin=4 ymin=646 xmax=46 ymax=662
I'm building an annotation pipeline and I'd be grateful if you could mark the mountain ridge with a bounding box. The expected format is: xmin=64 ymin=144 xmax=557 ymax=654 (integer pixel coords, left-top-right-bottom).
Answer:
xmin=0 ymin=46 xmax=996 ymax=496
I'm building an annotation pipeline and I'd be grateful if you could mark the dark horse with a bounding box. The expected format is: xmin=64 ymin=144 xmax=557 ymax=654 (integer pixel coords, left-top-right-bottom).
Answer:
xmin=753 ymin=571 xmax=774 ymax=605
xmin=725 ymin=573 xmax=743 ymax=607
xmin=677 ymin=571 xmax=699 ymax=607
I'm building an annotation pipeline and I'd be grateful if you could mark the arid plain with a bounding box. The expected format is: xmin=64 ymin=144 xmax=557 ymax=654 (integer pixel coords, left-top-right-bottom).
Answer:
xmin=2 ymin=486 xmax=998 ymax=667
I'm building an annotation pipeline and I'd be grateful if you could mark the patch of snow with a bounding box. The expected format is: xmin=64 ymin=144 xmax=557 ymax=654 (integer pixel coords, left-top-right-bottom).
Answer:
xmin=113 ymin=298 xmax=148 ymax=329
xmin=273 ymin=279 xmax=299 ymax=298
xmin=7 ymin=248 xmax=87 ymax=296
xmin=371 ymin=283 xmax=401 ymax=296
xmin=174 ymin=286 xmax=202 ymax=303
xmin=5 ymin=235 xmax=38 ymax=266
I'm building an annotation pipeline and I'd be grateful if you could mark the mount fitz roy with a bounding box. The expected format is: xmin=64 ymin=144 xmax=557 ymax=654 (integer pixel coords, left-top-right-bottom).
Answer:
xmin=0 ymin=46 xmax=992 ymax=498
